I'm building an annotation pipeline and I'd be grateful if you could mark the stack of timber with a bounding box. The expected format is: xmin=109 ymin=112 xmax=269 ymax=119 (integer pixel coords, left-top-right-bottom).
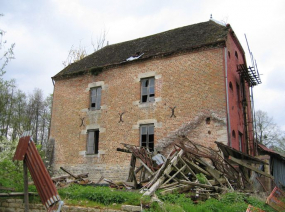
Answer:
xmin=117 ymin=136 xmax=274 ymax=200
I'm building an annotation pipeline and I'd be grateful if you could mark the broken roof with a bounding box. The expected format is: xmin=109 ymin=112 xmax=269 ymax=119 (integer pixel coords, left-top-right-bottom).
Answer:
xmin=53 ymin=20 xmax=230 ymax=79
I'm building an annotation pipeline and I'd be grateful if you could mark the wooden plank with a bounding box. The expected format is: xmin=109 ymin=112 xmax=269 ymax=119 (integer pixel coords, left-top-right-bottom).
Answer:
xmin=179 ymin=180 xmax=227 ymax=193
xmin=178 ymin=155 xmax=196 ymax=177
xmin=147 ymin=157 xmax=171 ymax=188
xmin=183 ymin=158 xmax=211 ymax=176
xmin=159 ymin=182 xmax=179 ymax=189
xmin=160 ymin=185 xmax=190 ymax=195
xmin=138 ymin=159 xmax=154 ymax=176
xmin=163 ymin=165 xmax=186 ymax=185
xmin=60 ymin=167 xmax=82 ymax=179
xmin=0 ymin=186 xmax=15 ymax=191
xmin=0 ymin=192 xmax=38 ymax=197
xmin=23 ymin=159 xmax=29 ymax=212
xmin=228 ymin=157 xmax=274 ymax=179
xmin=143 ymin=150 xmax=183 ymax=196
xmin=127 ymin=154 xmax=136 ymax=182
xmin=130 ymin=167 xmax=138 ymax=189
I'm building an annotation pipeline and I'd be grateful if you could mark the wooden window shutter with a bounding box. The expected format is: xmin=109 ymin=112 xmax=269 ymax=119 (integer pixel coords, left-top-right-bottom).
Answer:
xmin=87 ymin=131 xmax=95 ymax=154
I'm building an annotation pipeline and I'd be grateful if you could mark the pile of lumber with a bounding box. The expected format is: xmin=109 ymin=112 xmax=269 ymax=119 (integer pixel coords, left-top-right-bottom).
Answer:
xmin=117 ymin=136 xmax=273 ymax=200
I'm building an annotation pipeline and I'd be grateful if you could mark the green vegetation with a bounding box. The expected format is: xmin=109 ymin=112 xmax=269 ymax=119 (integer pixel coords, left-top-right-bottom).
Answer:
xmin=58 ymin=184 xmax=142 ymax=206
xmin=146 ymin=191 xmax=276 ymax=212
xmin=196 ymin=173 xmax=207 ymax=184
xmin=0 ymin=139 xmax=44 ymax=192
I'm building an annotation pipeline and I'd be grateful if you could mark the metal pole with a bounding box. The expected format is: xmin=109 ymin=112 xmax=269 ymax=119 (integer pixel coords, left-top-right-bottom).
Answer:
xmin=23 ymin=158 xmax=29 ymax=212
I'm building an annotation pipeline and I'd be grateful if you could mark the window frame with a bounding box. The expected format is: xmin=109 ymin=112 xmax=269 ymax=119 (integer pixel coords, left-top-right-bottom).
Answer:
xmin=140 ymin=77 xmax=155 ymax=103
xmin=140 ymin=124 xmax=154 ymax=152
xmin=90 ymin=87 xmax=102 ymax=110
xmin=86 ymin=129 xmax=99 ymax=155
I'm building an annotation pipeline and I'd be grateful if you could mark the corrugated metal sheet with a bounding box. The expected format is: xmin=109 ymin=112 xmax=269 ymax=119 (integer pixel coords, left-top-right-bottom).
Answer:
xmin=14 ymin=136 xmax=61 ymax=210
xmin=13 ymin=136 xmax=30 ymax=161
xmin=273 ymin=157 xmax=285 ymax=187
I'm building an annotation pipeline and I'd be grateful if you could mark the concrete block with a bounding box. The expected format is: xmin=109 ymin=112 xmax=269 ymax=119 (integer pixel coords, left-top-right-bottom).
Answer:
xmin=121 ymin=205 xmax=141 ymax=212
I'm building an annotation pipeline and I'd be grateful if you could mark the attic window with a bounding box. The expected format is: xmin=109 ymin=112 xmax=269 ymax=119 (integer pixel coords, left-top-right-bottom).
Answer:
xmin=235 ymin=51 xmax=238 ymax=59
xmin=126 ymin=52 xmax=144 ymax=62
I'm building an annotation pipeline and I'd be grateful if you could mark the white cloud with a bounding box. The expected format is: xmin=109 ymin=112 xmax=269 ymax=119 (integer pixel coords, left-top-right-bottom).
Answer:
xmin=1 ymin=0 xmax=285 ymax=130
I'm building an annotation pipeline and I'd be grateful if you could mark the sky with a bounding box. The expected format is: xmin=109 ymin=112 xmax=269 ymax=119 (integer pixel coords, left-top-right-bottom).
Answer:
xmin=1 ymin=0 xmax=285 ymax=131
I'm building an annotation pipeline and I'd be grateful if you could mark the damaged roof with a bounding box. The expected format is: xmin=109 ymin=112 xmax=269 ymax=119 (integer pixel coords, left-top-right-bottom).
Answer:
xmin=53 ymin=20 xmax=230 ymax=79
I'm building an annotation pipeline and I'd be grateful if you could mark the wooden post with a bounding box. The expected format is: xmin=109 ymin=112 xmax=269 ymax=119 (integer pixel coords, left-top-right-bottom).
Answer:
xmin=23 ymin=158 xmax=29 ymax=212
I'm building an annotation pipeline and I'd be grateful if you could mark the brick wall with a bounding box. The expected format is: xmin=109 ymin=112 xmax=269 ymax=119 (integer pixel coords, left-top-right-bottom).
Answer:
xmin=225 ymin=34 xmax=254 ymax=154
xmin=50 ymin=47 xmax=228 ymax=181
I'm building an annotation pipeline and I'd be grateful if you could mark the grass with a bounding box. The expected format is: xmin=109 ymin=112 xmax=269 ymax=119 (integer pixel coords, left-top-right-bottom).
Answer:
xmin=0 ymin=183 xmax=277 ymax=212
xmin=58 ymin=184 xmax=142 ymax=208
xmin=146 ymin=191 xmax=277 ymax=212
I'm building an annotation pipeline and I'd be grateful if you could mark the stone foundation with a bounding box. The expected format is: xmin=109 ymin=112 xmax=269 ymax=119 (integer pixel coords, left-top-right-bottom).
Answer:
xmin=0 ymin=199 xmax=140 ymax=212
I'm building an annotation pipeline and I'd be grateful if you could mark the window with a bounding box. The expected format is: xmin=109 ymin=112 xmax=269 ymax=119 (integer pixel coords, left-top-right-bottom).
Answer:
xmin=90 ymin=87 xmax=101 ymax=110
xmin=87 ymin=130 xmax=99 ymax=154
xmin=236 ymin=83 xmax=241 ymax=107
xmin=232 ymin=130 xmax=236 ymax=139
xmin=140 ymin=124 xmax=154 ymax=151
xmin=229 ymin=82 xmax=233 ymax=91
xmin=235 ymin=51 xmax=238 ymax=59
xmin=141 ymin=77 xmax=155 ymax=103
xmin=238 ymin=132 xmax=243 ymax=151
xmin=206 ymin=117 xmax=211 ymax=124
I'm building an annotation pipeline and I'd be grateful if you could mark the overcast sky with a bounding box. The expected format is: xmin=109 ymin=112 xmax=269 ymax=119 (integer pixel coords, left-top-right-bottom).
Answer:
xmin=1 ymin=0 xmax=285 ymax=130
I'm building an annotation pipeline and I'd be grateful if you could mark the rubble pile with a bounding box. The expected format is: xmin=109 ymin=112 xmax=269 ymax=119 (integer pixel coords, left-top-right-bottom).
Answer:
xmin=116 ymin=135 xmax=273 ymax=200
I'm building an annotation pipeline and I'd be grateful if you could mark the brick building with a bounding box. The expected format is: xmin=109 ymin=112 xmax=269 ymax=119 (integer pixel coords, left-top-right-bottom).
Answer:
xmin=50 ymin=20 xmax=260 ymax=181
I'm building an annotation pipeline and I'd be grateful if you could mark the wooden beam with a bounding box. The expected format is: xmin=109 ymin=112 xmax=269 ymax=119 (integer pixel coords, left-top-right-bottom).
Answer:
xmin=0 ymin=192 xmax=38 ymax=197
xmin=179 ymin=180 xmax=227 ymax=193
xmin=183 ymin=158 xmax=211 ymax=176
xmin=143 ymin=150 xmax=183 ymax=196
xmin=228 ymin=157 xmax=274 ymax=179
xmin=0 ymin=186 xmax=15 ymax=191
xmin=138 ymin=159 xmax=154 ymax=176
xmin=23 ymin=159 xmax=29 ymax=212
xmin=116 ymin=148 xmax=131 ymax=153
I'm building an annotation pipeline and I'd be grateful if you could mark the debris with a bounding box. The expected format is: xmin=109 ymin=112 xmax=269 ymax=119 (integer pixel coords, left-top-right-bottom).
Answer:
xmin=0 ymin=186 xmax=15 ymax=191
xmin=116 ymin=135 xmax=274 ymax=202
xmin=266 ymin=186 xmax=285 ymax=212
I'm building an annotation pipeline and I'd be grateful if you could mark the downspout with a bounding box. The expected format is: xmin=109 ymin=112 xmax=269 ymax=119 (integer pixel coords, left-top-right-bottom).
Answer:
xmin=241 ymin=79 xmax=250 ymax=155
xmin=224 ymin=47 xmax=232 ymax=147
xmin=48 ymin=77 xmax=55 ymax=140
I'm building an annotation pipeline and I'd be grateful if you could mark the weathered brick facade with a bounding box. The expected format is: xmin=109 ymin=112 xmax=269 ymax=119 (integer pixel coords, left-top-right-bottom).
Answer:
xmin=50 ymin=21 xmax=254 ymax=181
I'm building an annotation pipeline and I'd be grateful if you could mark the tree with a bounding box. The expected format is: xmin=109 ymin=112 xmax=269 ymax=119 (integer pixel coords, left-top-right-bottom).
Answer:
xmin=62 ymin=29 xmax=108 ymax=67
xmin=255 ymin=110 xmax=282 ymax=146
xmin=0 ymin=14 xmax=15 ymax=75
xmin=62 ymin=42 xmax=87 ymax=67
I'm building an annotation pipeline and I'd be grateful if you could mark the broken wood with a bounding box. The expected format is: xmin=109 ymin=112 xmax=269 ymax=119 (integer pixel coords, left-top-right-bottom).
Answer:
xmin=138 ymin=159 xmax=154 ymax=176
xmin=0 ymin=186 xmax=15 ymax=191
xmin=60 ymin=167 xmax=83 ymax=180
xmin=179 ymin=180 xmax=227 ymax=193
xmin=228 ymin=157 xmax=274 ymax=179
xmin=143 ymin=149 xmax=184 ymax=196
xmin=0 ymin=192 xmax=38 ymax=197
